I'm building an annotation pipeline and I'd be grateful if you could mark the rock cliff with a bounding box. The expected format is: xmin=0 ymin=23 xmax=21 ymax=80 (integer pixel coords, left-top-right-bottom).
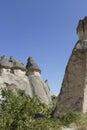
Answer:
xmin=0 ymin=55 xmax=51 ymax=105
xmin=53 ymin=17 xmax=87 ymax=117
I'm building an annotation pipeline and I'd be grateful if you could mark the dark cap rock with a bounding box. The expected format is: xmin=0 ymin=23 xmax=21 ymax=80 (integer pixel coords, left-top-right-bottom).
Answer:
xmin=9 ymin=56 xmax=26 ymax=71
xmin=0 ymin=55 xmax=11 ymax=69
xmin=12 ymin=61 xmax=26 ymax=71
xmin=77 ymin=17 xmax=87 ymax=40
xmin=0 ymin=55 xmax=26 ymax=71
xmin=26 ymin=57 xmax=41 ymax=73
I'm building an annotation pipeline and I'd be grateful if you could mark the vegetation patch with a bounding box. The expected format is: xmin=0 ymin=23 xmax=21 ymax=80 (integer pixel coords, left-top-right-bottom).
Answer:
xmin=0 ymin=88 xmax=87 ymax=130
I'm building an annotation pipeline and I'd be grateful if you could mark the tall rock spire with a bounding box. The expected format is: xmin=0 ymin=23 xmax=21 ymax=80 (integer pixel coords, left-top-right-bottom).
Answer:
xmin=26 ymin=56 xmax=51 ymax=105
xmin=53 ymin=17 xmax=87 ymax=117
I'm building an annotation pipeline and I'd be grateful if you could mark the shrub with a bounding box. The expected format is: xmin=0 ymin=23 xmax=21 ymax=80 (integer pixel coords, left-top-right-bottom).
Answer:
xmin=60 ymin=112 xmax=78 ymax=126
xmin=0 ymin=88 xmax=62 ymax=130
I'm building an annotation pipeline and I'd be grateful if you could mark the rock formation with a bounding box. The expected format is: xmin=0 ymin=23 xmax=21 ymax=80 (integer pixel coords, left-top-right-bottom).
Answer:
xmin=0 ymin=56 xmax=51 ymax=105
xmin=26 ymin=57 xmax=51 ymax=105
xmin=53 ymin=17 xmax=87 ymax=117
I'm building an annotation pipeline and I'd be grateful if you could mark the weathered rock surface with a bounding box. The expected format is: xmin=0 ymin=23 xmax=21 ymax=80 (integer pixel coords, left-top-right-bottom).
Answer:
xmin=53 ymin=17 xmax=87 ymax=117
xmin=26 ymin=57 xmax=51 ymax=105
xmin=26 ymin=56 xmax=41 ymax=74
xmin=0 ymin=56 xmax=51 ymax=105
xmin=0 ymin=68 xmax=32 ymax=96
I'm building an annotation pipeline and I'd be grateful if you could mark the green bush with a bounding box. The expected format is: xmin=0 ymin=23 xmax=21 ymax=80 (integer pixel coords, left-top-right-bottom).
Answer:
xmin=75 ymin=113 xmax=87 ymax=129
xmin=2 ymin=88 xmax=86 ymax=129
xmin=60 ymin=112 xmax=78 ymax=126
xmin=0 ymin=88 xmax=62 ymax=130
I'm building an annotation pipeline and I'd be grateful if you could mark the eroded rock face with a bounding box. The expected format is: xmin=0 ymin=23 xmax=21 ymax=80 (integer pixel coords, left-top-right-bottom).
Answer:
xmin=26 ymin=57 xmax=51 ymax=105
xmin=53 ymin=17 xmax=87 ymax=117
xmin=0 ymin=68 xmax=32 ymax=97
xmin=0 ymin=56 xmax=51 ymax=105
xmin=29 ymin=75 xmax=51 ymax=105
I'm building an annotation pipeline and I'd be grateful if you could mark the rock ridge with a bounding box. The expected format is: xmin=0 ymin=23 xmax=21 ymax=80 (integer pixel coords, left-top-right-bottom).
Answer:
xmin=0 ymin=55 xmax=51 ymax=105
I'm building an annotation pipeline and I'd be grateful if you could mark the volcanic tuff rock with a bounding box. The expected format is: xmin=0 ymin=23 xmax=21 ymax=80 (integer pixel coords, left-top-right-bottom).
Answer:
xmin=0 ymin=56 xmax=51 ymax=105
xmin=26 ymin=57 xmax=51 ymax=105
xmin=53 ymin=17 xmax=87 ymax=117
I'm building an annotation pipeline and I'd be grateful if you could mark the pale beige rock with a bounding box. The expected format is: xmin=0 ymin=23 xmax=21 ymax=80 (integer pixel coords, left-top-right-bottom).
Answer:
xmin=26 ymin=57 xmax=51 ymax=105
xmin=29 ymin=75 xmax=51 ymax=105
xmin=0 ymin=56 xmax=51 ymax=105
xmin=0 ymin=68 xmax=33 ymax=97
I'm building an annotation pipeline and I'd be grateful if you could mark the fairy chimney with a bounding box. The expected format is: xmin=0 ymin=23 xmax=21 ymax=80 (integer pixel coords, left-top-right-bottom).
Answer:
xmin=0 ymin=56 xmax=51 ymax=105
xmin=53 ymin=17 xmax=87 ymax=117
xmin=26 ymin=57 xmax=52 ymax=105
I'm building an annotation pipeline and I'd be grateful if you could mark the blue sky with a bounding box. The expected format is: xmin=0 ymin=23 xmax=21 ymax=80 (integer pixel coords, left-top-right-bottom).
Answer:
xmin=0 ymin=0 xmax=87 ymax=95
